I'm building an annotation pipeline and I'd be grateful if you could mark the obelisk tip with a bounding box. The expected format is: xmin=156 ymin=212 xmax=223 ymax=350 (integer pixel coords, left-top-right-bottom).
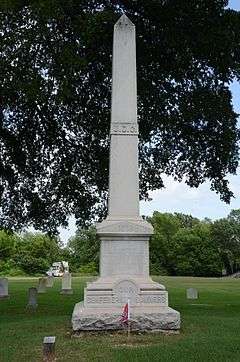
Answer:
xmin=115 ymin=13 xmax=135 ymax=28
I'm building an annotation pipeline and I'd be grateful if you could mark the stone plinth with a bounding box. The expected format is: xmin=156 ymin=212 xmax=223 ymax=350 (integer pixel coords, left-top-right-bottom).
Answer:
xmin=72 ymin=303 xmax=180 ymax=331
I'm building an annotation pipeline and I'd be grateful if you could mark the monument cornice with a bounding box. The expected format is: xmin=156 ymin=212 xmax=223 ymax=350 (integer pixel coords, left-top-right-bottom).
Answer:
xmin=96 ymin=218 xmax=153 ymax=236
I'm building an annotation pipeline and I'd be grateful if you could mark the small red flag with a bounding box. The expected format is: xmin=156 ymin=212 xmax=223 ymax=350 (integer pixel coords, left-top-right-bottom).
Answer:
xmin=120 ymin=300 xmax=130 ymax=323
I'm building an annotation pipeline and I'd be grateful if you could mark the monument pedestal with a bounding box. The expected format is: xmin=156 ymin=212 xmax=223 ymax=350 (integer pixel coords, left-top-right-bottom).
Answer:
xmin=72 ymin=218 xmax=180 ymax=331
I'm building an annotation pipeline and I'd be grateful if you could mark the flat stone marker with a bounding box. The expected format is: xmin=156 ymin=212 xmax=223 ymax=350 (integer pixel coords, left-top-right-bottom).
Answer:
xmin=0 ymin=277 xmax=9 ymax=299
xmin=46 ymin=276 xmax=54 ymax=288
xmin=187 ymin=288 xmax=198 ymax=299
xmin=60 ymin=272 xmax=73 ymax=294
xmin=43 ymin=336 xmax=56 ymax=361
xmin=27 ymin=287 xmax=38 ymax=309
xmin=38 ymin=277 xmax=47 ymax=294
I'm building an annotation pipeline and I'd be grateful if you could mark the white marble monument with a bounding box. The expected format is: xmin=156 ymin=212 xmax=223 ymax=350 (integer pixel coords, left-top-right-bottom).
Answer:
xmin=72 ymin=14 xmax=180 ymax=331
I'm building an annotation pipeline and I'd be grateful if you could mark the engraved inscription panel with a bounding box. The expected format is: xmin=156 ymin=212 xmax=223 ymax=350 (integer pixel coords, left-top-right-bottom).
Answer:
xmin=86 ymin=295 xmax=112 ymax=304
xmin=140 ymin=294 xmax=167 ymax=305
xmin=110 ymin=122 xmax=138 ymax=135
xmin=114 ymin=280 xmax=138 ymax=304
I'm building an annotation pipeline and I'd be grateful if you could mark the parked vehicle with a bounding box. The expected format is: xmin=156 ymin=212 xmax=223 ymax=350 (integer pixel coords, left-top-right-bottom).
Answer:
xmin=46 ymin=261 xmax=69 ymax=277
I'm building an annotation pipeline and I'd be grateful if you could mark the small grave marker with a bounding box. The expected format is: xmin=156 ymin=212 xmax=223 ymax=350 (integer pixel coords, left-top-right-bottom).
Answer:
xmin=187 ymin=288 xmax=198 ymax=299
xmin=27 ymin=287 xmax=38 ymax=309
xmin=60 ymin=272 xmax=73 ymax=294
xmin=46 ymin=276 xmax=54 ymax=288
xmin=38 ymin=277 xmax=47 ymax=294
xmin=43 ymin=336 xmax=56 ymax=361
xmin=0 ymin=278 xmax=9 ymax=299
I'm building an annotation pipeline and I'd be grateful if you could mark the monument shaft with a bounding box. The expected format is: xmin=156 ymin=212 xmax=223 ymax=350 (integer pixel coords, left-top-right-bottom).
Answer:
xmin=109 ymin=15 xmax=139 ymax=218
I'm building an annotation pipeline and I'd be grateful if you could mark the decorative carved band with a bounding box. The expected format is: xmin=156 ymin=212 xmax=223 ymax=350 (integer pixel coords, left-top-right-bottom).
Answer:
xmin=110 ymin=122 xmax=139 ymax=135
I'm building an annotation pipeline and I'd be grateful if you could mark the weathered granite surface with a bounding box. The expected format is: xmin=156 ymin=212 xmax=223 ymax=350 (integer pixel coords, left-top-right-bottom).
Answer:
xmin=72 ymin=302 xmax=180 ymax=331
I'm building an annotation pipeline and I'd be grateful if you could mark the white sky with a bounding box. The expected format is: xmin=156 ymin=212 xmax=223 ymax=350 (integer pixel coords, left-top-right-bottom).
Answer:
xmin=59 ymin=0 xmax=240 ymax=242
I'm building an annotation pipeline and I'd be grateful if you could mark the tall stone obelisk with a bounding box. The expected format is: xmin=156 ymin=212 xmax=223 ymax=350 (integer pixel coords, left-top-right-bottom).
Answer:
xmin=72 ymin=14 xmax=180 ymax=331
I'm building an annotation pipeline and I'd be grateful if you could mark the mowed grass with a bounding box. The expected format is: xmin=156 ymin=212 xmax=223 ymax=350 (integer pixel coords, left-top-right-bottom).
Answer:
xmin=1 ymin=276 xmax=240 ymax=362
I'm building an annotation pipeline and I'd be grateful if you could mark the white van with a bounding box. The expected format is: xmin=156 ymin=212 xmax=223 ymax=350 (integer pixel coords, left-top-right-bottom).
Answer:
xmin=46 ymin=261 xmax=69 ymax=277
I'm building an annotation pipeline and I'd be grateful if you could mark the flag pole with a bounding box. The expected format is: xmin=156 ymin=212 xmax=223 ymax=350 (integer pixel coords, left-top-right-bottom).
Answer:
xmin=127 ymin=299 xmax=131 ymax=340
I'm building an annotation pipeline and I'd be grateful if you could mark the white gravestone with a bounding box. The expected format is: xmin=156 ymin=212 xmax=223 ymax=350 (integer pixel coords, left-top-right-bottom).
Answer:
xmin=72 ymin=14 xmax=180 ymax=332
xmin=38 ymin=277 xmax=47 ymax=294
xmin=27 ymin=287 xmax=38 ymax=309
xmin=60 ymin=272 xmax=73 ymax=294
xmin=187 ymin=288 xmax=198 ymax=299
xmin=0 ymin=278 xmax=9 ymax=299
xmin=46 ymin=276 xmax=54 ymax=288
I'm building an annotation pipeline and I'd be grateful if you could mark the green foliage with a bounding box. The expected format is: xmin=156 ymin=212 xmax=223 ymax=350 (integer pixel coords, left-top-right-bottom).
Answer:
xmin=173 ymin=224 xmax=222 ymax=276
xmin=0 ymin=230 xmax=16 ymax=260
xmin=14 ymin=232 xmax=61 ymax=274
xmin=149 ymin=212 xmax=181 ymax=275
xmin=0 ymin=231 xmax=62 ymax=275
xmin=149 ymin=212 xmax=223 ymax=277
xmin=78 ymin=261 xmax=98 ymax=275
xmin=211 ymin=211 xmax=240 ymax=274
xmin=68 ymin=226 xmax=100 ymax=272
xmin=0 ymin=259 xmax=21 ymax=276
xmin=0 ymin=1 xmax=239 ymax=232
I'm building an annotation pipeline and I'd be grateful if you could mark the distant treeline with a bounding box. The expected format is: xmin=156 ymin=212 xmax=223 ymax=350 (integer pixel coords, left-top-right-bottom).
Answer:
xmin=1 ymin=209 xmax=240 ymax=277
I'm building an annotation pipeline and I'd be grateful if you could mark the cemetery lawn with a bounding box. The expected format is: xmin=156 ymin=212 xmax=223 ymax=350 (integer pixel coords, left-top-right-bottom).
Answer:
xmin=1 ymin=277 xmax=240 ymax=362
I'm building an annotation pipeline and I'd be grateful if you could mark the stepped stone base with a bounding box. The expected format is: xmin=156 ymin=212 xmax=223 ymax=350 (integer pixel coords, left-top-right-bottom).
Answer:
xmin=72 ymin=302 xmax=180 ymax=331
xmin=72 ymin=276 xmax=180 ymax=332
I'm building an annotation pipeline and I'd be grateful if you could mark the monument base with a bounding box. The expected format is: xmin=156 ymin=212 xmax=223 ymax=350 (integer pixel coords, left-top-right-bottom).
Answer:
xmin=71 ymin=275 xmax=180 ymax=332
xmin=72 ymin=302 xmax=180 ymax=331
xmin=71 ymin=218 xmax=180 ymax=332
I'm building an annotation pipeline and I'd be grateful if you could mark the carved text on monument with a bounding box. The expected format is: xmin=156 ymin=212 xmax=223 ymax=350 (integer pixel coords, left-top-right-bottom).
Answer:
xmin=110 ymin=122 xmax=138 ymax=135
xmin=86 ymin=293 xmax=167 ymax=305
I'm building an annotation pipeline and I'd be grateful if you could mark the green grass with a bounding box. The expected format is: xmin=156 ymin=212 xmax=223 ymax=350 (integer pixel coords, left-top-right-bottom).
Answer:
xmin=1 ymin=276 xmax=240 ymax=361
